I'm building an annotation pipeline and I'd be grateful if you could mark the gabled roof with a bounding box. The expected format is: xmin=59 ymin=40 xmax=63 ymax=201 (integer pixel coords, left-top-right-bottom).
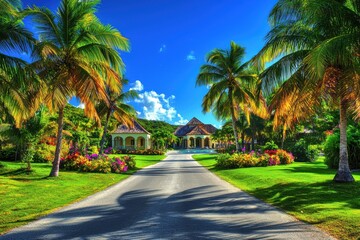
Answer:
xmin=113 ymin=120 xmax=150 ymax=134
xmin=174 ymin=117 xmax=217 ymax=137
xmin=187 ymin=117 xmax=203 ymax=125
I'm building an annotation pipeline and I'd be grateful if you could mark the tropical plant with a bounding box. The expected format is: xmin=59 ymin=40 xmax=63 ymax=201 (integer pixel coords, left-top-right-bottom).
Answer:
xmin=25 ymin=0 xmax=129 ymax=176
xmin=151 ymin=130 xmax=177 ymax=150
xmin=197 ymin=41 xmax=268 ymax=152
xmin=97 ymin=80 xmax=138 ymax=154
xmin=253 ymin=0 xmax=360 ymax=182
xmin=0 ymin=0 xmax=39 ymax=126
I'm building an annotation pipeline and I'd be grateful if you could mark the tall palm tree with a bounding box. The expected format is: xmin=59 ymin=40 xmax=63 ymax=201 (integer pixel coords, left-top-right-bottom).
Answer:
xmin=97 ymin=83 xmax=138 ymax=154
xmin=26 ymin=0 xmax=129 ymax=176
xmin=197 ymin=42 xmax=268 ymax=152
xmin=253 ymin=0 xmax=360 ymax=182
xmin=0 ymin=0 xmax=39 ymax=126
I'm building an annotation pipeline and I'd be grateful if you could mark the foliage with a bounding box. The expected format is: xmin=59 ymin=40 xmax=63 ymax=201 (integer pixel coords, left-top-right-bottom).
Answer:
xmin=137 ymin=118 xmax=178 ymax=134
xmin=324 ymin=126 xmax=360 ymax=170
xmin=114 ymin=148 xmax=165 ymax=155
xmin=151 ymin=130 xmax=177 ymax=150
xmin=291 ymin=139 xmax=319 ymax=162
xmin=215 ymin=149 xmax=293 ymax=169
xmin=262 ymin=140 xmax=278 ymax=150
xmin=197 ymin=41 xmax=268 ymax=152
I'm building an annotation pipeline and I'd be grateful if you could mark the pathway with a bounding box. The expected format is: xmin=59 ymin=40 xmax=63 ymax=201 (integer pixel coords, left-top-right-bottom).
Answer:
xmin=2 ymin=150 xmax=334 ymax=239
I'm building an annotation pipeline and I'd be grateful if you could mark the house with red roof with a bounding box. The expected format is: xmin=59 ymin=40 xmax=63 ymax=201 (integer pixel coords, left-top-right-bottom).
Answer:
xmin=111 ymin=120 xmax=151 ymax=150
xmin=174 ymin=117 xmax=217 ymax=149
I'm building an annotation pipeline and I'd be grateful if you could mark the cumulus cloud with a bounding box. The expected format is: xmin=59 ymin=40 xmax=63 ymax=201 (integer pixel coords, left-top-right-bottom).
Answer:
xmin=159 ymin=44 xmax=167 ymax=53
xmin=130 ymin=80 xmax=144 ymax=91
xmin=132 ymin=80 xmax=189 ymax=124
xmin=186 ymin=50 xmax=196 ymax=61
xmin=174 ymin=114 xmax=189 ymax=125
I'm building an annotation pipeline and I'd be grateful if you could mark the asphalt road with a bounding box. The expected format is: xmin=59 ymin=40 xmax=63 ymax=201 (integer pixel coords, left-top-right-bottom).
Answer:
xmin=1 ymin=150 xmax=334 ymax=240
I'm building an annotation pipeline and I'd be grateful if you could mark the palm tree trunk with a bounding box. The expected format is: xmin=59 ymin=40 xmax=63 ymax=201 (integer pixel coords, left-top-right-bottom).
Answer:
xmin=229 ymin=92 xmax=240 ymax=152
xmin=99 ymin=110 xmax=111 ymax=154
xmin=49 ymin=106 xmax=64 ymax=177
xmin=333 ymin=99 xmax=354 ymax=182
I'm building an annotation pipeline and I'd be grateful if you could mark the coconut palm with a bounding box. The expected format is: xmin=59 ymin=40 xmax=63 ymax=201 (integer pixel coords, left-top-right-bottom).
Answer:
xmin=253 ymin=0 xmax=360 ymax=182
xmin=97 ymin=82 xmax=138 ymax=154
xmin=197 ymin=42 xmax=268 ymax=152
xmin=0 ymin=0 xmax=39 ymax=126
xmin=26 ymin=0 xmax=129 ymax=176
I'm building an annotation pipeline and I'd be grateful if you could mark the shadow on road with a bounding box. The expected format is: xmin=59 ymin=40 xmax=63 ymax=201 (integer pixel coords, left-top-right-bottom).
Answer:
xmin=3 ymin=185 xmax=319 ymax=239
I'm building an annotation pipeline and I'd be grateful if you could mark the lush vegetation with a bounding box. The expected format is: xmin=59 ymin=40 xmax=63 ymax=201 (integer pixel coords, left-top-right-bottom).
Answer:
xmin=0 ymin=154 xmax=165 ymax=234
xmin=193 ymin=154 xmax=360 ymax=240
xmin=215 ymin=149 xmax=294 ymax=169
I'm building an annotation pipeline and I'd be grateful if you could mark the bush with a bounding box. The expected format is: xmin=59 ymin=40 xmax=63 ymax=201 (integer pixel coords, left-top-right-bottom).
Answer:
xmin=276 ymin=149 xmax=295 ymax=164
xmin=60 ymin=150 xmax=136 ymax=174
xmin=214 ymin=150 xmax=293 ymax=169
xmin=114 ymin=148 xmax=164 ymax=155
xmin=291 ymin=138 xmax=318 ymax=162
xmin=262 ymin=141 xmax=279 ymax=151
xmin=324 ymin=126 xmax=360 ymax=169
xmin=0 ymin=147 xmax=16 ymax=161
xmin=121 ymin=155 xmax=136 ymax=169
xmin=215 ymin=154 xmax=235 ymax=169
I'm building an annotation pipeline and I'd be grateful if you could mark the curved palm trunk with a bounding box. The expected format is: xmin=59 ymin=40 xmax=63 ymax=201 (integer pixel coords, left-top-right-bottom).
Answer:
xmin=49 ymin=107 xmax=64 ymax=177
xmin=99 ymin=110 xmax=111 ymax=154
xmin=229 ymin=90 xmax=240 ymax=152
xmin=333 ymin=100 xmax=354 ymax=182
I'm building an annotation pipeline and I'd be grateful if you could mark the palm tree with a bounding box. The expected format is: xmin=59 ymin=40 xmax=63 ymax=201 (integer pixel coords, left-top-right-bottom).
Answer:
xmin=0 ymin=0 xmax=39 ymax=126
xmin=197 ymin=42 xmax=268 ymax=152
xmin=26 ymin=0 xmax=129 ymax=177
xmin=253 ymin=0 xmax=360 ymax=182
xmin=97 ymin=83 xmax=138 ymax=154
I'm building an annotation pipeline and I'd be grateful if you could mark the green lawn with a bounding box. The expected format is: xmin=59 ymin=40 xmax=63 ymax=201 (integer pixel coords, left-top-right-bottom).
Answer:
xmin=0 ymin=154 xmax=166 ymax=234
xmin=193 ymin=154 xmax=360 ymax=240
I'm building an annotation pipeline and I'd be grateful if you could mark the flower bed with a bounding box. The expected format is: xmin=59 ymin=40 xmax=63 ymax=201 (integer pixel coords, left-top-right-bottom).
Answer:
xmin=114 ymin=149 xmax=164 ymax=155
xmin=215 ymin=149 xmax=294 ymax=169
xmin=60 ymin=148 xmax=136 ymax=173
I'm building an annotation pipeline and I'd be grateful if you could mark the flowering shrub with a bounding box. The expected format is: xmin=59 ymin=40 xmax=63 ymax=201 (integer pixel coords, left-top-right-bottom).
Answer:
xmin=111 ymin=158 xmax=128 ymax=173
xmin=276 ymin=149 xmax=294 ymax=164
xmin=215 ymin=149 xmax=293 ymax=169
xmin=115 ymin=149 xmax=164 ymax=155
xmin=60 ymin=150 xmax=136 ymax=174
xmin=104 ymin=147 xmax=113 ymax=154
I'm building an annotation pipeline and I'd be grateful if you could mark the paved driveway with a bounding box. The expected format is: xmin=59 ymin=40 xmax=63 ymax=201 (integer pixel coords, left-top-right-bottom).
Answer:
xmin=1 ymin=151 xmax=334 ymax=239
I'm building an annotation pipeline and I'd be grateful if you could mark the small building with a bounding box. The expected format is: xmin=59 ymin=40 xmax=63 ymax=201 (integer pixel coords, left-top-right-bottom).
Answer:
xmin=111 ymin=120 xmax=151 ymax=150
xmin=174 ymin=117 xmax=217 ymax=149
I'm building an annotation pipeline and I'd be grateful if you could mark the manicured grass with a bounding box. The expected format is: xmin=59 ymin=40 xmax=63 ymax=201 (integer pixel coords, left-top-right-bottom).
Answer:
xmin=0 ymin=154 xmax=166 ymax=234
xmin=193 ymin=154 xmax=360 ymax=240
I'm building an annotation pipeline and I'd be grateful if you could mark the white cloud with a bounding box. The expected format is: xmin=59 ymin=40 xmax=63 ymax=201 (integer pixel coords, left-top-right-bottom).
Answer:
xmin=159 ymin=44 xmax=167 ymax=53
xmin=175 ymin=114 xmax=189 ymax=125
xmin=135 ymin=89 xmax=177 ymax=121
xmin=132 ymin=80 xmax=188 ymax=124
xmin=186 ymin=50 xmax=196 ymax=61
xmin=130 ymin=80 xmax=144 ymax=91
xmin=77 ymin=103 xmax=85 ymax=109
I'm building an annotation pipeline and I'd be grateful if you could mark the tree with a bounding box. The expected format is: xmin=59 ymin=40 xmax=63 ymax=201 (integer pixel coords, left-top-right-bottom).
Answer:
xmin=197 ymin=41 xmax=267 ymax=152
xmin=26 ymin=0 xmax=129 ymax=177
xmin=151 ymin=130 xmax=177 ymax=150
xmin=253 ymin=0 xmax=360 ymax=182
xmin=0 ymin=0 xmax=39 ymax=126
xmin=97 ymin=82 xmax=138 ymax=154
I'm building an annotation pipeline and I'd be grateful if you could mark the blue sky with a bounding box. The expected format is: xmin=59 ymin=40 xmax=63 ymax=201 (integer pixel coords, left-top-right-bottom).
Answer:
xmin=22 ymin=0 xmax=277 ymax=127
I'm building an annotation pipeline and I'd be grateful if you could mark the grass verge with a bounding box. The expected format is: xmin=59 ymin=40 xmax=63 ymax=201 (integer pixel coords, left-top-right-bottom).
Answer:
xmin=193 ymin=154 xmax=360 ymax=240
xmin=0 ymin=154 xmax=166 ymax=234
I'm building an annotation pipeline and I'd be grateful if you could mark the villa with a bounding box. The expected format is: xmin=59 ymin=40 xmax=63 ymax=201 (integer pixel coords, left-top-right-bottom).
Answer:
xmin=174 ymin=117 xmax=217 ymax=149
xmin=111 ymin=120 xmax=151 ymax=150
